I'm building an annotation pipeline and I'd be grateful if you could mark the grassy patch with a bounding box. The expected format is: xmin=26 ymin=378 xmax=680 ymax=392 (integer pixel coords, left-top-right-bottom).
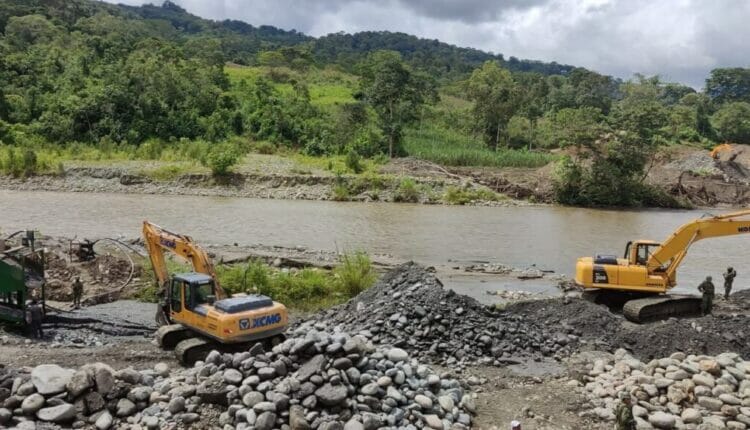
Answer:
xmin=334 ymin=252 xmax=377 ymax=297
xmin=331 ymin=183 xmax=351 ymax=201
xmin=225 ymin=65 xmax=356 ymax=109
xmin=218 ymin=252 xmax=376 ymax=311
xmin=135 ymin=251 xmax=376 ymax=311
xmin=443 ymin=186 xmax=506 ymax=205
xmin=404 ymin=128 xmax=557 ymax=168
xmin=137 ymin=164 xmax=197 ymax=181
xmin=393 ymin=178 xmax=421 ymax=203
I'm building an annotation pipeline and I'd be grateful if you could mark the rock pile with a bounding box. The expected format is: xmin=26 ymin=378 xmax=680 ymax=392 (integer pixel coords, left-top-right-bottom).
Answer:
xmin=304 ymin=263 xmax=575 ymax=367
xmin=0 ymin=327 xmax=475 ymax=430
xmin=579 ymin=349 xmax=750 ymax=429
xmin=214 ymin=327 xmax=476 ymax=430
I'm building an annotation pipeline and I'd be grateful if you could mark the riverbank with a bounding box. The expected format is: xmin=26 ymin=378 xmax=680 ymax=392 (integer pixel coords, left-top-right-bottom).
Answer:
xmin=0 ymin=155 xmax=539 ymax=207
xmin=3 ymin=145 xmax=750 ymax=209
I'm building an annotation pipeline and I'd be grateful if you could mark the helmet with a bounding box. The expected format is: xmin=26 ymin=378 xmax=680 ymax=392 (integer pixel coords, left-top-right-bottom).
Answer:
xmin=728 ymin=267 xmax=733 ymax=271
xmin=706 ymin=276 xmax=712 ymax=282
xmin=511 ymin=421 xmax=521 ymax=429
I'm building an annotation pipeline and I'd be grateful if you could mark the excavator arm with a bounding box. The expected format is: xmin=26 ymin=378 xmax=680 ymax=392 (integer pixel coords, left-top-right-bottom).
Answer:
xmin=142 ymin=221 xmax=226 ymax=300
xmin=648 ymin=209 xmax=750 ymax=280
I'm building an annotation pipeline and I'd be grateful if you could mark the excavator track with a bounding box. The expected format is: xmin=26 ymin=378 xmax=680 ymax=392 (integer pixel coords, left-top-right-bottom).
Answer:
xmin=623 ymin=295 xmax=702 ymax=323
xmin=155 ymin=324 xmax=193 ymax=350
xmin=174 ymin=337 xmax=216 ymax=365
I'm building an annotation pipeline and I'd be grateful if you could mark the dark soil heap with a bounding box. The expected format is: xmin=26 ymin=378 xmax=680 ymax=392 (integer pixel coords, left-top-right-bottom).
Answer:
xmin=304 ymin=263 xmax=576 ymax=366
xmin=508 ymin=295 xmax=750 ymax=360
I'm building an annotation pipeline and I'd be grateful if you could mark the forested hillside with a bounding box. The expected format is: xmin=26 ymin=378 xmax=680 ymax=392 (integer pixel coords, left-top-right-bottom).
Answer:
xmin=2 ymin=0 xmax=750 ymax=207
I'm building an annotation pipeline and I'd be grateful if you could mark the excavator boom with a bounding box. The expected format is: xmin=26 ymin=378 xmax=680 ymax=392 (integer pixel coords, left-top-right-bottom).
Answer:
xmin=142 ymin=221 xmax=225 ymax=299
xmin=648 ymin=209 xmax=750 ymax=280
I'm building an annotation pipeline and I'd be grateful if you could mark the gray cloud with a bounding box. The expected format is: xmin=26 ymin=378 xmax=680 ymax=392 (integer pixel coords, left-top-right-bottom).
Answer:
xmin=105 ymin=0 xmax=750 ymax=87
xmin=394 ymin=0 xmax=548 ymax=24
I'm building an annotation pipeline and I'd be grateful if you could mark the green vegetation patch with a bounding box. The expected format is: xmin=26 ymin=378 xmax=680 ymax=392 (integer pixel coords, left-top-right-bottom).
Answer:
xmin=404 ymin=128 xmax=557 ymax=168
xmin=136 ymin=252 xmax=377 ymax=311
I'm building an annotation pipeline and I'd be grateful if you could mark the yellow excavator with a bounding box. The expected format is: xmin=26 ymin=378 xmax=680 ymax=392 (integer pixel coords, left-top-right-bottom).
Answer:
xmin=143 ymin=221 xmax=288 ymax=364
xmin=575 ymin=210 xmax=750 ymax=322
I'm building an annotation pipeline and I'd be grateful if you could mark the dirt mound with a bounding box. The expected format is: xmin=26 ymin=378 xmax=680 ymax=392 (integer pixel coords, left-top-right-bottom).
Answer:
xmin=303 ymin=263 xmax=576 ymax=367
xmin=508 ymin=296 xmax=750 ymax=360
xmin=40 ymin=236 xmax=142 ymax=303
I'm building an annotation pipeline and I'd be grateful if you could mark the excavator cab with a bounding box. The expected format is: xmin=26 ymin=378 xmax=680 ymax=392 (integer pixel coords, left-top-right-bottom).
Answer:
xmin=167 ymin=273 xmax=217 ymax=319
xmin=624 ymin=241 xmax=661 ymax=266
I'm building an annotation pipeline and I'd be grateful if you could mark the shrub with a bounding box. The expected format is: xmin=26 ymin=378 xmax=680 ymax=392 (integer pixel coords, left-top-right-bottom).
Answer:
xmin=443 ymin=186 xmax=503 ymax=205
xmin=254 ymin=141 xmax=276 ymax=155
xmin=394 ymin=178 xmax=420 ymax=203
xmin=345 ymin=148 xmax=363 ymax=173
xmin=331 ymin=184 xmax=351 ymax=201
xmin=206 ymin=144 xmax=240 ymax=176
xmin=21 ymin=149 xmax=37 ymax=175
xmin=334 ymin=252 xmax=376 ymax=297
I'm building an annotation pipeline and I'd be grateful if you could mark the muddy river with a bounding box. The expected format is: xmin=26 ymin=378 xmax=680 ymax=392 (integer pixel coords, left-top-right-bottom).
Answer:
xmin=2 ymin=190 xmax=748 ymax=294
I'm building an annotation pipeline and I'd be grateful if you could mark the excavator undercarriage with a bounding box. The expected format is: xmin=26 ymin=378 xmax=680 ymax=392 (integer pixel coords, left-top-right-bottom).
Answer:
xmin=582 ymin=290 xmax=703 ymax=323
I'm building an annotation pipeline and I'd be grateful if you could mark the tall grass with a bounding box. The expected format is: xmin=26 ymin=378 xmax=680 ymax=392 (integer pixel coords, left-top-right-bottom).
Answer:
xmin=213 ymin=251 xmax=377 ymax=311
xmin=404 ymin=128 xmax=557 ymax=168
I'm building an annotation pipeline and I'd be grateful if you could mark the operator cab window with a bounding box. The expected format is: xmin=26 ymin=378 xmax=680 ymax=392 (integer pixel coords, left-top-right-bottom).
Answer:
xmin=193 ymin=281 xmax=213 ymax=307
xmin=637 ymin=245 xmax=649 ymax=265
xmin=636 ymin=244 xmax=660 ymax=266
xmin=170 ymin=279 xmax=182 ymax=312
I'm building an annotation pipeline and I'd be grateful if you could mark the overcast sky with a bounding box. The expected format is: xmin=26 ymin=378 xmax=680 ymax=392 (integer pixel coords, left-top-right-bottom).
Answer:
xmin=106 ymin=0 xmax=750 ymax=88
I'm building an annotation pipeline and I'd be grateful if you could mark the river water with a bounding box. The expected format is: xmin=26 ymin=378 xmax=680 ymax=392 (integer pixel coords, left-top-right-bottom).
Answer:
xmin=1 ymin=190 xmax=747 ymax=294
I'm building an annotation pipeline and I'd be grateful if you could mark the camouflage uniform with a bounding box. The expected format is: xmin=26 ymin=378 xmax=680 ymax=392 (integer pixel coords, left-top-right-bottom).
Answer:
xmin=27 ymin=301 xmax=44 ymax=339
xmin=698 ymin=277 xmax=715 ymax=315
xmin=724 ymin=267 xmax=737 ymax=300
xmin=72 ymin=278 xmax=83 ymax=308
xmin=615 ymin=402 xmax=635 ymax=430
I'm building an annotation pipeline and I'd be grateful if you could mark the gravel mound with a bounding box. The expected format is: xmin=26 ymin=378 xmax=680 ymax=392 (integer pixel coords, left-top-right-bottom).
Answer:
xmin=303 ymin=263 xmax=576 ymax=367
xmin=0 ymin=329 xmax=475 ymax=430
xmin=508 ymin=296 xmax=750 ymax=360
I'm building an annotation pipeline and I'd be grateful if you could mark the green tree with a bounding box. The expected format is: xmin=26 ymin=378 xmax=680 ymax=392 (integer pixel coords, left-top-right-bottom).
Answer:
xmin=712 ymin=102 xmax=750 ymax=144
xmin=358 ymin=51 xmax=436 ymax=157
xmin=466 ymin=61 xmax=519 ymax=149
xmin=544 ymin=107 xmax=608 ymax=148
xmin=706 ymin=68 xmax=750 ymax=104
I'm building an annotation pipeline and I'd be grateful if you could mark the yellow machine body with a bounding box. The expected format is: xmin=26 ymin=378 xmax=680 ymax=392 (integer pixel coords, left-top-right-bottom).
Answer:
xmin=575 ymin=210 xmax=750 ymax=293
xmin=143 ymin=221 xmax=288 ymax=345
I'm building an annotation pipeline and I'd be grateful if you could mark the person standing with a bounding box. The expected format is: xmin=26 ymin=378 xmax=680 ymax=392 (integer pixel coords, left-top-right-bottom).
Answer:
xmin=27 ymin=299 xmax=44 ymax=339
xmin=723 ymin=267 xmax=737 ymax=300
xmin=615 ymin=391 xmax=635 ymax=430
xmin=698 ymin=276 xmax=715 ymax=316
xmin=72 ymin=276 xmax=83 ymax=309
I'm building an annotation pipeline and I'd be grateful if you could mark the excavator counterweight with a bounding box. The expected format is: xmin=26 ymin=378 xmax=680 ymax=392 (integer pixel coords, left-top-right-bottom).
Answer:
xmin=575 ymin=210 xmax=750 ymax=322
xmin=142 ymin=221 xmax=288 ymax=364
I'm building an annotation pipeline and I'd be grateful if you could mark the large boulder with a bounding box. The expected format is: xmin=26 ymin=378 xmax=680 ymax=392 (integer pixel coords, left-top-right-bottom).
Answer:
xmin=66 ymin=369 xmax=93 ymax=397
xmin=256 ymin=411 xmax=277 ymax=430
xmin=21 ymin=393 xmax=45 ymax=414
xmin=315 ymin=383 xmax=348 ymax=406
xmin=648 ymin=412 xmax=676 ymax=429
xmin=95 ymin=411 xmax=113 ymax=430
xmin=31 ymin=365 xmax=74 ymax=395
xmin=295 ymin=355 xmax=327 ymax=382
xmin=36 ymin=403 xmax=76 ymax=423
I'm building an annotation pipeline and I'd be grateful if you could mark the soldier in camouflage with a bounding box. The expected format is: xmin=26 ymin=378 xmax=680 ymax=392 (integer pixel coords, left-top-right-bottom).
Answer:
xmin=723 ymin=267 xmax=737 ymax=300
xmin=698 ymin=276 xmax=715 ymax=316
xmin=615 ymin=391 xmax=635 ymax=430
